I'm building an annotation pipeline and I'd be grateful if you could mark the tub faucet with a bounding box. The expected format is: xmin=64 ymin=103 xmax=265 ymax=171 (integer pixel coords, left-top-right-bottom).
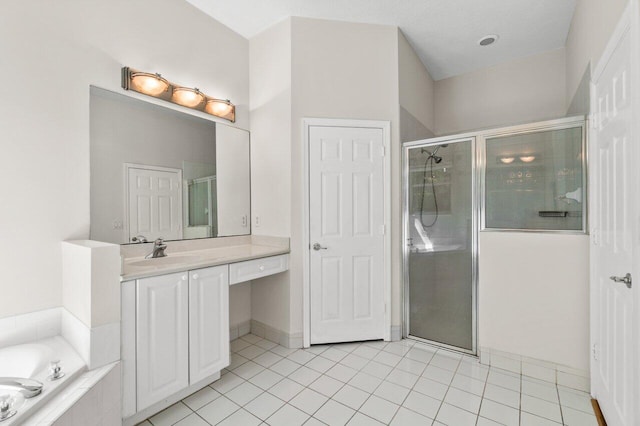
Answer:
xmin=145 ymin=238 xmax=167 ymax=259
xmin=0 ymin=377 xmax=43 ymax=398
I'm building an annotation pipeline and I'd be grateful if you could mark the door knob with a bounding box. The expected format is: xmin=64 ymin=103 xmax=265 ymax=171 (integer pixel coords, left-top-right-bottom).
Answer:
xmin=312 ymin=243 xmax=327 ymax=251
xmin=609 ymin=273 xmax=632 ymax=289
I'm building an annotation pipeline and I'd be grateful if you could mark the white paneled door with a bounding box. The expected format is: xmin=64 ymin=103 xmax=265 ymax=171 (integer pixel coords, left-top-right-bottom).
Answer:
xmin=128 ymin=165 xmax=182 ymax=242
xmin=590 ymin=5 xmax=638 ymax=426
xmin=309 ymin=125 xmax=386 ymax=344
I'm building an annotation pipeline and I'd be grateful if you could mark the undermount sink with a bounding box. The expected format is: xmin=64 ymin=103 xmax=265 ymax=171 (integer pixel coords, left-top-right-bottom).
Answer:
xmin=129 ymin=255 xmax=203 ymax=268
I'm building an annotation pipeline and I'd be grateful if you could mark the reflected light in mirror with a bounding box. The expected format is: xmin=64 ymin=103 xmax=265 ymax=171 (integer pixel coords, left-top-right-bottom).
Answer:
xmin=519 ymin=155 xmax=536 ymax=163
xmin=499 ymin=156 xmax=515 ymax=164
xmin=130 ymin=72 xmax=169 ymax=96
xmin=172 ymin=87 xmax=205 ymax=108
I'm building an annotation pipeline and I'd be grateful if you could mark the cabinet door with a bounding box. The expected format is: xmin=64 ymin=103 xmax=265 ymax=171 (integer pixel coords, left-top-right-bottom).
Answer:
xmin=137 ymin=272 xmax=189 ymax=411
xmin=189 ymin=265 xmax=230 ymax=383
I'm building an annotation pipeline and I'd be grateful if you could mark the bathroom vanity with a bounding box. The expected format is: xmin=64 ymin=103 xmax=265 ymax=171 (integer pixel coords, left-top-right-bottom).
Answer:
xmin=119 ymin=236 xmax=289 ymax=425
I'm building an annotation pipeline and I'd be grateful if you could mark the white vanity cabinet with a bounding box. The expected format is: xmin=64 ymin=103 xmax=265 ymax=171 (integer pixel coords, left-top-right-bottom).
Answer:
xmin=136 ymin=272 xmax=189 ymax=411
xmin=122 ymin=264 xmax=230 ymax=420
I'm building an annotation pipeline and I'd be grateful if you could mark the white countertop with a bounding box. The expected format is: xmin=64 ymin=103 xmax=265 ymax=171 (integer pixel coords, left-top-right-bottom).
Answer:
xmin=120 ymin=236 xmax=290 ymax=281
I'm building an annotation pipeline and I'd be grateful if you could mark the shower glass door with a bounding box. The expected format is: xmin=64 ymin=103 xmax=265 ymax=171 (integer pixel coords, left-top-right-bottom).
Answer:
xmin=404 ymin=138 xmax=476 ymax=353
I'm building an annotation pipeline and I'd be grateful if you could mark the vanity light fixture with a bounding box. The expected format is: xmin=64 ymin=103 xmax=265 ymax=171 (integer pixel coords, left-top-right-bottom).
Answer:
xmin=519 ymin=155 xmax=536 ymax=163
xmin=499 ymin=156 xmax=515 ymax=164
xmin=121 ymin=66 xmax=236 ymax=122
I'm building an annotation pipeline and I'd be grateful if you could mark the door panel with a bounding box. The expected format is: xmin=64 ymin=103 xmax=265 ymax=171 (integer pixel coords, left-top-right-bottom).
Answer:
xmin=309 ymin=126 xmax=385 ymax=344
xmin=591 ymin=21 xmax=635 ymax=425
xmin=136 ymin=272 xmax=189 ymax=411
xmin=128 ymin=167 xmax=182 ymax=242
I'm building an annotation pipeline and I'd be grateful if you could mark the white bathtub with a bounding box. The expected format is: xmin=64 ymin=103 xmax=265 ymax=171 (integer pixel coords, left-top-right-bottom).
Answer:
xmin=0 ymin=336 xmax=85 ymax=425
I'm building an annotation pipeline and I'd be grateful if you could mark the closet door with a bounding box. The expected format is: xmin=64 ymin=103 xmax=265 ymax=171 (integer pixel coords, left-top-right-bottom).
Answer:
xmin=189 ymin=265 xmax=230 ymax=383
xmin=137 ymin=272 xmax=189 ymax=410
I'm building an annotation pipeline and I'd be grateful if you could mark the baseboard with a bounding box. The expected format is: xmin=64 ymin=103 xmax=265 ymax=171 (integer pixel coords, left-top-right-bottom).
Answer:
xmin=250 ymin=319 xmax=302 ymax=349
xmin=479 ymin=346 xmax=590 ymax=392
xmin=229 ymin=320 xmax=251 ymax=340
xmin=390 ymin=326 xmax=402 ymax=342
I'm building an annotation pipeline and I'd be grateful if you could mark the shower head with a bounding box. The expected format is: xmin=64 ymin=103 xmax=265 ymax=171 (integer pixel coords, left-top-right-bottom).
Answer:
xmin=432 ymin=155 xmax=442 ymax=164
xmin=421 ymin=145 xmax=445 ymax=163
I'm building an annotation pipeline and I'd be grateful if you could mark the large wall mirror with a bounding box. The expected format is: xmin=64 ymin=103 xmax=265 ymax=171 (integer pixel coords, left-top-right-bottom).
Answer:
xmin=90 ymin=87 xmax=250 ymax=244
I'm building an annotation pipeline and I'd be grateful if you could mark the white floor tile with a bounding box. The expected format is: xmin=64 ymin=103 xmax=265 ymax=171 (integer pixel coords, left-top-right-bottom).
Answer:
xmin=173 ymin=413 xmax=209 ymax=426
xmin=430 ymin=352 xmax=462 ymax=372
xmin=404 ymin=347 xmax=436 ymax=364
xmin=304 ymin=417 xmax=327 ymax=426
xmin=476 ymin=416 xmax=503 ymax=426
xmin=266 ymin=404 xmax=310 ymax=426
xmin=422 ymin=365 xmax=455 ymax=385
xmin=254 ymin=351 xmax=284 ymax=368
xmin=288 ymin=350 xmax=317 ymax=365
xmin=217 ymin=408 xmax=262 ymax=426
xmin=270 ymin=345 xmax=298 ymax=357
xmin=197 ymin=397 xmax=240 ymax=425
xmin=241 ymin=334 xmax=264 ymax=344
xmin=309 ymin=375 xmax=345 ymax=397
xmin=228 ymin=353 xmax=250 ymax=370
xmin=306 ymin=355 xmax=336 ymax=373
xmin=381 ymin=342 xmax=411 ymax=357
xmin=254 ymin=339 xmax=278 ymax=350
xmin=490 ymin=354 xmax=521 ymax=374
xmin=352 ymin=345 xmax=380 ymax=360
xmin=346 ymin=412 xmax=385 ymax=425
xmin=245 ymin=392 xmax=286 ymax=420
xmin=562 ymin=406 xmax=598 ymax=426
xmin=457 ymin=361 xmax=489 ymax=382
xmin=234 ymin=361 xmax=266 ymax=380
xmin=372 ymin=351 xmax=402 ymax=368
xmin=210 ymin=372 xmax=245 ymax=393
xmin=486 ymin=369 xmax=520 ymax=392
xmin=225 ymin=381 xmax=264 ymax=406
xmin=332 ymin=342 xmax=362 ymax=353
xmin=450 ymin=373 xmax=486 ymax=396
xmin=268 ymin=378 xmax=306 ymax=402
xmin=395 ymin=358 xmax=427 ymax=376
xmin=182 ymin=386 xmax=221 ymax=411
xmin=148 ymin=402 xmax=192 ymax=426
xmin=444 ymin=387 xmax=481 ymax=414
xmin=271 ymin=358 xmax=302 ymax=376
xmin=522 ymin=377 xmax=560 ymax=403
xmin=360 ymin=361 xmax=393 ymax=379
xmin=520 ymin=411 xmax=562 ymax=426
xmin=322 ymin=347 xmax=349 ymax=362
xmin=413 ymin=377 xmax=448 ymax=401
xmin=239 ymin=345 xmax=268 ymax=360
xmin=389 ymin=406 xmax=433 ymax=425
xmin=339 ymin=353 xmax=370 ymax=371
xmin=479 ymin=399 xmax=519 ymax=426
xmin=290 ymin=388 xmax=329 ymax=415
xmin=483 ymin=383 xmax=520 ymax=409
xmin=557 ymin=386 xmax=593 ymax=413
xmin=363 ymin=341 xmax=388 ymax=350
xmin=435 ymin=402 xmax=477 ymax=426
xmin=557 ymin=372 xmax=590 ymax=392
xmin=522 ymin=361 xmax=556 ymax=383
xmin=402 ymin=390 xmax=442 ymax=419
xmin=250 ymin=369 xmax=285 ymax=390
xmin=306 ymin=345 xmax=331 ymax=355
xmin=231 ymin=338 xmax=252 ymax=352
xmin=385 ymin=369 xmax=419 ymax=389
xmin=289 ymin=366 xmax=323 ymax=386
xmin=326 ymin=364 xmax=359 ymax=383
xmin=332 ymin=385 xmax=370 ymax=410
xmin=521 ymin=394 xmax=562 ymax=423
xmin=314 ymin=400 xmax=356 ymax=426
xmin=348 ymin=372 xmax=383 ymax=393
xmin=373 ymin=381 xmax=410 ymax=405
xmin=359 ymin=395 xmax=399 ymax=424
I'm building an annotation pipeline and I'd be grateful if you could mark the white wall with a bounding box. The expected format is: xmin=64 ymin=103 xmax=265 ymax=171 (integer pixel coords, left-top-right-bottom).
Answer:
xmin=480 ymin=233 xmax=590 ymax=370
xmin=0 ymin=0 xmax=249 ymax=319
xmin=290 ymin=17 xmax=402 ymax=334
xmin=249 ymin=19 xmax=293 ymax=334
xmin=565 ymin=0 xmax=628 ymax=108
xmin=434 ymin=48 xmax=567 ymax=135
xmin=398 ymin=31 xmax=435 ymax=136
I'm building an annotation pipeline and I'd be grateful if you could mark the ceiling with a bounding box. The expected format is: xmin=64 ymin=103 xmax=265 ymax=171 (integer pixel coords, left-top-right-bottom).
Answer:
xmin=185 ymin=0 xmax=577 ymax=80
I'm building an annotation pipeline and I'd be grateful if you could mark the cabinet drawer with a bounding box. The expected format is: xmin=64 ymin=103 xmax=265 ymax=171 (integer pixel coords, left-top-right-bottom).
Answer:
xmin=229 ymin=254 xmax=289 ymax=285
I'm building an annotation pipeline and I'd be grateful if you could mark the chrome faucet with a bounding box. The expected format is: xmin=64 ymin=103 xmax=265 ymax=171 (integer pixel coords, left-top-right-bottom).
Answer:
xmin=146 ymin=238 xmax=167 ymax=259
xmin=0 ymin=377 xmax=43 ymax=398
xmin=132 ymin=234 xmax=148 ymax=243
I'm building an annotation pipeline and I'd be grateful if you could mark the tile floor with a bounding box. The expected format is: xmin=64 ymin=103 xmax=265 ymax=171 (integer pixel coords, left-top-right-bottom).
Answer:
xmin=140 ymin=335 xmax=598 ymax=426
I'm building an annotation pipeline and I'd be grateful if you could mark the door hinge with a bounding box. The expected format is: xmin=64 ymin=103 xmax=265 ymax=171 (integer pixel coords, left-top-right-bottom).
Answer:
xmin=592 ymin=343 xmax=599 ymax=361
xmin=380 ymin=145 xmax=386 ymax=157
xmin=380 ymin=224 xmax=386 ymax=235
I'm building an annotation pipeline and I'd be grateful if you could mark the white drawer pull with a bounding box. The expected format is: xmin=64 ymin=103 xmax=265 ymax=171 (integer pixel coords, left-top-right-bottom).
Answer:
xmin=192 ymin=273 xmax=199 ymax=280
xmin=259 ymin=265 xmax=265 ymax=271
xmin=182 ymin=275 xmax=187 ymax=281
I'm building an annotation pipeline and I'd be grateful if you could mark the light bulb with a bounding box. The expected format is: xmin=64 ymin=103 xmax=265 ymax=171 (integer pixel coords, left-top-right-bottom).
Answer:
xmin=520 ymin=155 xmax=536 ymax=163
xmin=500 ymin=157 xmax=515 ymax=164
xmin=130 ymin=72 xmax=169 ymax=96
xmin=172 ymin=87 xmax=204 ymax=108
xmin=205 ymin=99 xmax=233 ymax=117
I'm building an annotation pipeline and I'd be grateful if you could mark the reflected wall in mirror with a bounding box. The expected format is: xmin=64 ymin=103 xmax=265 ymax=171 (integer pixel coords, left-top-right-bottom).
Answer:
xmin=90 ymin=87 xmax=250 ymax=244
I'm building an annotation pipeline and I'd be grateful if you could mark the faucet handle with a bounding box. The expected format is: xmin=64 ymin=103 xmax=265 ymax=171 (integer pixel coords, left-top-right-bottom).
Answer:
xmin=48 ymin=360 xmax=65 ymax=381
xmin=0 ymin=395 xmax=15 ymax=421
xmin=154 ymin=238 xmax=165 ymax=246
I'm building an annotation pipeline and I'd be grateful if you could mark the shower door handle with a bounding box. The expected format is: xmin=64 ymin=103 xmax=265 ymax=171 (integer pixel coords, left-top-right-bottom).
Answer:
xmin=312 ymin=243 xmax=327 ymax=251
xmin=610 ymin=273 xmax=632 ymax=289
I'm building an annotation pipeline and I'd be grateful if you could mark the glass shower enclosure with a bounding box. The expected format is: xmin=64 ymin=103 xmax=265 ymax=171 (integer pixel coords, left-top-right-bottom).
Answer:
xmin=403 ymin=138 xmax=477 ymax=353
